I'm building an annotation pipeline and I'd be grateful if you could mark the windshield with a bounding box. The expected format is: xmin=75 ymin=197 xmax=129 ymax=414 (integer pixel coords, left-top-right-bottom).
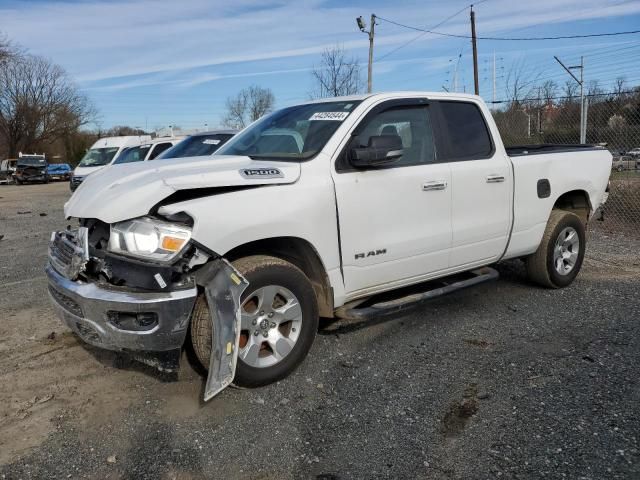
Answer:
xmin=78 ymin=147 xmax=120 ymax=167
xmin=112 ymin=145 xmax=152 ymax=164
xmin=216 ymin=101 xmax=361 ymax=161
xmin=158 ymin=134 xmax=234 ymax=159
xmin=18 ymin=157 xmax=46 ymax=166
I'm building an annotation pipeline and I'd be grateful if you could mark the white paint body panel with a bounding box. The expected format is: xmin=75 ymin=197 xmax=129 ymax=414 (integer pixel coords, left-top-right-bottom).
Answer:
xmin=333 ymin=163 xmax=452 ymax=295
xmin=64 ymin=92 xmax=612 ymax=308
xmin=503 ymin=148 xmax=611 ymax=259
xmin=65 ymin=155 xmax=301 ymax=224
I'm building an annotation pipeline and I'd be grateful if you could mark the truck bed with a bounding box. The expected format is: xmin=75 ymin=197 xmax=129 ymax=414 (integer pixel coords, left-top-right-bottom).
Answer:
xmin=506 ymin=144 xmax=605 ymax=157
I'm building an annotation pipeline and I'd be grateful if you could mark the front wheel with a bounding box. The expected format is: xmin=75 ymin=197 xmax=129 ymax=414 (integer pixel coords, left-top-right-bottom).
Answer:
xmin=190 ymin=255 xmax=319 ymax=388
xmin=526 ymin=209 xmax=586 ymax=288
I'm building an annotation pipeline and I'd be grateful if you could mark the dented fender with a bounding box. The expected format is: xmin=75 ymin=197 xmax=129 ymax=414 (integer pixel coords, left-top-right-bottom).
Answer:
xmin=196 ymin=259 xmax=249 ymax=401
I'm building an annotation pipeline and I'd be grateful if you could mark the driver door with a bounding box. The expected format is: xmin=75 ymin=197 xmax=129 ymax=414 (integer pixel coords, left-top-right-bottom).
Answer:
xmin=332 ymin=100 xmax=452 ymax=296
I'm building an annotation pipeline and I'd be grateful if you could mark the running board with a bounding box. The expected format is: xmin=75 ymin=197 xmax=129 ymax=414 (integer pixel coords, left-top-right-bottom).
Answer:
xmin=335 ymin=267 xmax=499 ymax=321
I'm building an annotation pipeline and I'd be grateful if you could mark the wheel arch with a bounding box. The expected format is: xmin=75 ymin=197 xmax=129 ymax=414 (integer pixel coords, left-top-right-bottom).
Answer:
xmin=552 ymin=189 xmax=592 ymax=223
xmin=224 ymin=236 xmax=334 ymax=317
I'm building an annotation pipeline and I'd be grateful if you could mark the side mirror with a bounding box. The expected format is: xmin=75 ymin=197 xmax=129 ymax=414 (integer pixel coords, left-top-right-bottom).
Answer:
xmin=349 ymin=135 xmax=403 ymax=168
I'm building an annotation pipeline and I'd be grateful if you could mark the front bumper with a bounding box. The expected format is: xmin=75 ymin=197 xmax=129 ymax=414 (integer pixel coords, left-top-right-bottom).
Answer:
xmin=46 ymin=264 xmax=197 ymax=352
xmin=16 ymin=174 xmax=46 ymax=182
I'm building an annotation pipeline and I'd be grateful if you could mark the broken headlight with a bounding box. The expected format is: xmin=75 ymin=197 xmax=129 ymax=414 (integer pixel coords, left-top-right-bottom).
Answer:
xmin=108 ymin=217 xmax=191 ymax=263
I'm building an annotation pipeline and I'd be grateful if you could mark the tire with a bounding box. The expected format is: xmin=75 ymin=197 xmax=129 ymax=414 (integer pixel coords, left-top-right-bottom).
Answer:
xmin=191 ymin=255 xmax=319 ymax=388
xmin=617 ymin=165 xmax=624 ymax=172
xmin=525 ymin=209 xmax=586 ymax=288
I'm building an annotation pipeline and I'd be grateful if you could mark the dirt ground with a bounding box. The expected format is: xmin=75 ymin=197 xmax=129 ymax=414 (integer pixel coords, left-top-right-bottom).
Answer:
xmin=1 ymin=182 xmax=639 ymax=479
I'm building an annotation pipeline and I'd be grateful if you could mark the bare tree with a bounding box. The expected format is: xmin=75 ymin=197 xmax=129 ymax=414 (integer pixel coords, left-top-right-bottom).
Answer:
xmin=310 ymin=45 xmax=363 ymax=99
xmin=541 ymin=80 xmax=558 ymax=105
xmin=106 ymin=125 xmax=147 ymax=136
xmin=562 ymin=80 xmax=578 ymax=103
xmin=613 ymin=76 xmax=627 ymax=97
xmin=504 ymin=61 xmax=537 ymax=106
xmin=0 ymin=33 xmax=19 ymax=64
xmin=587 ymin=79 xmax=603 ymax=97
xmin=0 ymin=54 xmax=95 ymax=157
xmin=222 ymin=85 xmax=275 ymax=129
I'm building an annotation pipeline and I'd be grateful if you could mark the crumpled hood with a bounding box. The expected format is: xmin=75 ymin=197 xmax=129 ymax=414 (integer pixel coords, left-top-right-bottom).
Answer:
xmin=64 ymin=155 xmax=301 ymax=223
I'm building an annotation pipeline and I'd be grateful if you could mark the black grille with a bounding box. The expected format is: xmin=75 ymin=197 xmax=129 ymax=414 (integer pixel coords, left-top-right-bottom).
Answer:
xmin=48 ymin=286 xmax=83 ymax=317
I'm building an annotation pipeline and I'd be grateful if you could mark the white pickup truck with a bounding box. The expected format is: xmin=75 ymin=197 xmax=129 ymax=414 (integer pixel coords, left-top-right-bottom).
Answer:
xmin=47 ymin=92 xmax=611 ymax=399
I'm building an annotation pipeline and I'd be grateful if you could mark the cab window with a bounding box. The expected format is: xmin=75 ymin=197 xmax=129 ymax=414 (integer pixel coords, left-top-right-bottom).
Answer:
xmin=351 ymin=106 xmax=436 ymax=167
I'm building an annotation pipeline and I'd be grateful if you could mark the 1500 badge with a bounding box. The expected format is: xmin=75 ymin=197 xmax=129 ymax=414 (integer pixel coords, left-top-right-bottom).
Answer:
xmin=240 ymin=168 xmax=284 ymax=179
xmin=355 ymin=249 xmax=387 ymax=260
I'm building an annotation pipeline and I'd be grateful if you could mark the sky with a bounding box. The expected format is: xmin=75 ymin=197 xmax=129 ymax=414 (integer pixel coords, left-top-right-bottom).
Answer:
xmin=1 ymin=0 xmax=640 ymax=131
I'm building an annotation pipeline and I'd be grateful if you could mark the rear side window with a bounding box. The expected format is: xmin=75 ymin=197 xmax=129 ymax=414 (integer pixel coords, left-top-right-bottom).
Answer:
xmin=148 ymin=142 xmax=173 ymax=160
xmin=439 ymin=101 xmax=493 ymax=160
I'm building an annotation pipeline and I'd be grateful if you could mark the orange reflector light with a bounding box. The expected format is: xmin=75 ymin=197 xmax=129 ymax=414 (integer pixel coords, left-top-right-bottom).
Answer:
xmin=161 ymin=236 xmax=186 ymax=252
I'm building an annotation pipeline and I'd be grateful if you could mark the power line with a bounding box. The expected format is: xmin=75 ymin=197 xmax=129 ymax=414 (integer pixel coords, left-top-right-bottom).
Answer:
xmin=491 ymin=89 xmax=638 ymax=104
xmin=375 ymin=16 xmax=640 ymax=41
xmin=375 ymin=4 xmax=470 ymax=62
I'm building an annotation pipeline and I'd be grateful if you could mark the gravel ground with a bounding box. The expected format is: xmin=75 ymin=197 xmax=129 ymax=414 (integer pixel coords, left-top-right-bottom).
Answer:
xmin=1 ymin=182 xmax=639 ymax=480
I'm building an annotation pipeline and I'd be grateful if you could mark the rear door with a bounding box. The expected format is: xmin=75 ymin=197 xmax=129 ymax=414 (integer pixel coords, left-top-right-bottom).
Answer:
xmin=436 ymin=100 xmax=512 ymax=268
xmin=332 ymin=99 xmax=452 ymax=295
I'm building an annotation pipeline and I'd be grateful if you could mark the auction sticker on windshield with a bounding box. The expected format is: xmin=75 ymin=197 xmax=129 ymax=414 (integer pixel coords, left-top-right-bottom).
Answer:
xmin=202 ymin=139 xmax=221 ymax=145
xmin=309 ymin=112 xmax=349 ymax=121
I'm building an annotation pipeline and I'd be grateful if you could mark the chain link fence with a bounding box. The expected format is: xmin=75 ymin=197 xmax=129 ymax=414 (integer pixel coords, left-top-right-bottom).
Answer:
xmin=492 ymin=90 xmax=640 ymax=239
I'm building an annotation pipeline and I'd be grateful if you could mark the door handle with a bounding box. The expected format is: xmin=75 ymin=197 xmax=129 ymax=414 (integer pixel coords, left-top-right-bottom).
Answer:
xmin=422 ymin=181 xmax=447 ymax=191
xmin=486 ymin=174 xmax=505 ymax=183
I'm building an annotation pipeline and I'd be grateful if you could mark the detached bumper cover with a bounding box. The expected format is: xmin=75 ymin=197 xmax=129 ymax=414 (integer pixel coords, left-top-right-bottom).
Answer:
xmin=196 ymin=259 xmax=249 ymax=401
xmin=46 ymin=264 xmax=197 ymax=352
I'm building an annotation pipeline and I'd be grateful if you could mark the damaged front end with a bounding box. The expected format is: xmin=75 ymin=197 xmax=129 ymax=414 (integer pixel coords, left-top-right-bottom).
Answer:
xmin=46 ymin=218 xmax=248 ymax=400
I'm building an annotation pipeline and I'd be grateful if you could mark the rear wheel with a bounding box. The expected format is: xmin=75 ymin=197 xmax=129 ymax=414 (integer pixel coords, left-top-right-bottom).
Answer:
xmin=190 ymin=255 xmax=319 ymax=387
xmin=526 ymin=209 xmax=586 ymax=288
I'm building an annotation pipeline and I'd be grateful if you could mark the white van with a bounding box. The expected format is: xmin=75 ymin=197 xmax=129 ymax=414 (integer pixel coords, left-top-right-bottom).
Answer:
xmin=70 ymin=136 xmax=151 ymax=191
xmin=110 ymin=137 xmax=184 ymax=166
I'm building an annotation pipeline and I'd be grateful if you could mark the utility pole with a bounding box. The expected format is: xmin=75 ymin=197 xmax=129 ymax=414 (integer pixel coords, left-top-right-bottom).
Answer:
xmin=554 ymin=55 xmax=586 ymax=143
xmin=492 ymin=51 xmax=496 ymax=103
xmin=537 ymin=86 xmax=542 ymax=135
xmin=579 ymin=56 xmax=586 ymax=144
xmin=356 ymin=14 xmax=376 ymax=93
xmin=470 ymin=5 xmax=479 ymax=95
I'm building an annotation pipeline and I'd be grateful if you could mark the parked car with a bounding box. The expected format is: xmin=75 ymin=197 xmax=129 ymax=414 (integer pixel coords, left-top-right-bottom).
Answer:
xmin=111 ymin=137 xmax=184 ymax=166
xmin=626 ymin=147 xmax=640 ymax=158
xmin=0 ymin=159 xmax=17 ymax=184
xmin=47 ymin=163 xmax=72 ymax=181
xmin=611 ymin=155 xmax=637 ymax=172
xmin=156 ymin=130 xmax=237 ymax=159
xmin=46 ymin=92 xmax=611 ymax=401
xmin=70 ymin=135 xmax=151 ymax=191
xmin=14 ymin=153 xmax=48 ymax=184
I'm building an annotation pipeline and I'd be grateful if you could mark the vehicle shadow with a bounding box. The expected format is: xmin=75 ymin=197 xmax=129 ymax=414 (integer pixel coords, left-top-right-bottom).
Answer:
xmin=318 ymin=259 xmax=534 ymax=337
xmin=76 ymin=341 xmax=179 ymax=383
